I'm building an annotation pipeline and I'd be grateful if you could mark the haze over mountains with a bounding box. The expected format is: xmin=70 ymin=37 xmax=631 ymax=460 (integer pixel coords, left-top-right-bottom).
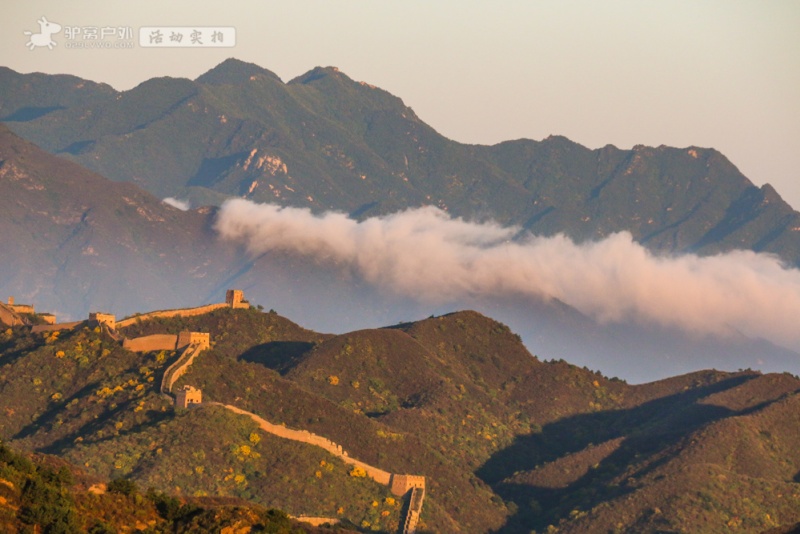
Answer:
xmin=2 ymin=58 xmax=800 ymax=381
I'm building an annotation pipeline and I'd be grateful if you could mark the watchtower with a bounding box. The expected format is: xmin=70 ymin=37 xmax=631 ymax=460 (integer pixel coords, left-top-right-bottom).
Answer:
xmin=175 ymin=385 xmax=202 ymax=409
xmin=89 ymin=312 xmax=116 ymax=330
xmin=225 ymin=289 xmax=249 ymax=309
xmin=177 ymin=331 xmax=210 ymax=350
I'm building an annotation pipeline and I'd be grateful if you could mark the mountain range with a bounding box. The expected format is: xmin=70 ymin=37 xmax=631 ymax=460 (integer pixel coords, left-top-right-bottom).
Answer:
xmin=2 ymin=59 xmax=800 ymax=532
xmin=3 ymin=59 xmax=800 ymax=265
xmin=1 ymin=304 xmax=799 ymax=532
xmin=1 ymin=59 xmax=800 ymax=383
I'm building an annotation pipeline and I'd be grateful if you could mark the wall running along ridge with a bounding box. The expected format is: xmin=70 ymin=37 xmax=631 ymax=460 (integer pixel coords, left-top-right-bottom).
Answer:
xmin=208 ymin=403 xmax=426 ymax=532
xmin=116 ymin=303 xmax=228 ymax=328
xmin=161 ymin=342 xmax=208 ymax=395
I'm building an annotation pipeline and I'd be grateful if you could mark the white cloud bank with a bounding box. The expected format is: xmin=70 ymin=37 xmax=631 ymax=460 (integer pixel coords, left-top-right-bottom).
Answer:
xmin=215 ymin=199 xmax=800 ymax=351
xmin=163 ymin=197 xmax=191 ymax=211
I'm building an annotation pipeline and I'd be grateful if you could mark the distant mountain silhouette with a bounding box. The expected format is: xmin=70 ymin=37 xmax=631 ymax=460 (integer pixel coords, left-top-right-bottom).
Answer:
xmin=3 ymin=59 xmax=800 ymax=265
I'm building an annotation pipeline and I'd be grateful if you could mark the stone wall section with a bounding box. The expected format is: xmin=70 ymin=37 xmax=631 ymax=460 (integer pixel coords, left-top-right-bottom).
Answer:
xmin=211 ymin=403 xmax=397 ymax=486
xmin=123 ymin=334 xmax=179 ymax=353
xmin=401 ymin=486 xmax=426 ymax=534
xmin=116 ymin=303 xmax=227 ymax=329
xmin=209 ymin=403 xmax=426 ymax=493
xmin=291 ymin=516 xmax=340 ymax=527
xmin=161 ymin=341 xmax=208 ymax=394
xmin=210 ymin=403 xmax=428 ymax=530
xmin=31 ymin=321 xmax=83 ymax=333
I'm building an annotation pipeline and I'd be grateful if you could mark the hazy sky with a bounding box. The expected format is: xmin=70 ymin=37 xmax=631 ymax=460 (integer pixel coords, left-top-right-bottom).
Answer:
xmin=3 ymin=1 xmax=799 ymax=208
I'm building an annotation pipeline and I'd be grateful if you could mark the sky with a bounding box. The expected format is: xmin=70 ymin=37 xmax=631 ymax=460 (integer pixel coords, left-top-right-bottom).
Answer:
xmin=2 ymin=0 xmax=799 ymax=208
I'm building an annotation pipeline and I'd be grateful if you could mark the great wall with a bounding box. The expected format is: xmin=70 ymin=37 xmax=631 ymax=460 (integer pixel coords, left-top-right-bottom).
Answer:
xmin=209 ymin=403 xmax=426 ymax=533
xmin=1 ymin=290 xmax=427 ymax=533
xmin=0 ymin=297 xmax=55 ymax=328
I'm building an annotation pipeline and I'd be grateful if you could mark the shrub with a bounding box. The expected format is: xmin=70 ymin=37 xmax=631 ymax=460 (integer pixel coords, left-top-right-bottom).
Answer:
xmin=349 ymin=466 xmax=367 ymax=478
xmin=146 ymin=489 xmax=181 ymax=521
xmin=88 ymin=521 xmax=116 ymax=534
xmin=107 ymin=477 xmax=137 ymax=496
xmin=19 ymin=477 xmax=80 ymax=533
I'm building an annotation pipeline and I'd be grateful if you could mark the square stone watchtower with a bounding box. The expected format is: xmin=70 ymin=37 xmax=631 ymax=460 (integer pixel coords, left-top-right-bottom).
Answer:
xmin=225 ymin=289 xmax=249 ymax=309
xmin=89 ymin=312 xmax=116 ymax=330
xmin=177 ymin=331 xmax=210 ymax=350
xmin=390 ymin=474 xmax=426 ymax=496
xmin=175 ymin=385 xmax=202 ymax=409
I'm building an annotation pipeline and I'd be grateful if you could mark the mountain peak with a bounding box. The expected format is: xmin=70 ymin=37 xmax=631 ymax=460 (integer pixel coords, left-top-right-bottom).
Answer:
xmin=195 ymin=58 xmax=282 ymax=86
xmin=288 ymin=66 xmax=349 ymax=86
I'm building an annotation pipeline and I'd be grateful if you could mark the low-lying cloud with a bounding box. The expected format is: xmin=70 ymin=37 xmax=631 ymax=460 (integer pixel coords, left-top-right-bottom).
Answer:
xmin=163 ymin=197 xmax=191 ymax=211
xmin=216 ymin=199 xmax=800 ymax=350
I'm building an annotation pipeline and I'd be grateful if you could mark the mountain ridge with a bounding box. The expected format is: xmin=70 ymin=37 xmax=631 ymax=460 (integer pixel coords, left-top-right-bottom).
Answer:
xmin=4 ymin=59 xmax=800 ymax=266
xmin=0 ymin=61 xmax=800 ymax=380
xmin=1 ymin=302 xmax=798 ymax=532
